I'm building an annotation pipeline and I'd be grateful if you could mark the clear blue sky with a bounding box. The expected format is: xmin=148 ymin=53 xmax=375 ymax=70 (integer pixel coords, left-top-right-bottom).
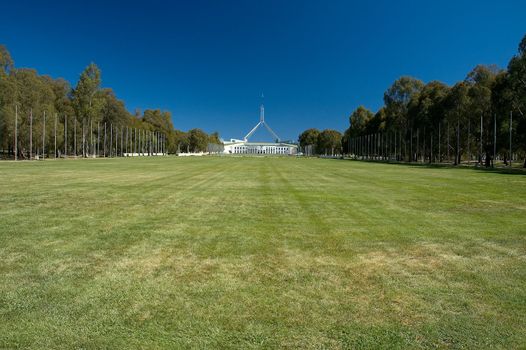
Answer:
xmin=1 ymin=0 xmax=524 ymax=141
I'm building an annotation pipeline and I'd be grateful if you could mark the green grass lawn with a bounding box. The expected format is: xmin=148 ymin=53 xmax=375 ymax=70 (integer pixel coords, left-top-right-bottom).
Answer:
xmin=1 ymin=157 xmax=525 ymax=349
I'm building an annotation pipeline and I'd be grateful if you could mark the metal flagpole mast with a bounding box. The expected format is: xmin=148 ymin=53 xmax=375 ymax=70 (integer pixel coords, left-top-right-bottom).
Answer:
xmin=115 ymin=125 xmax=117 ymax=156
xmin=110 ymin=124 xmax=113 ymax=157
xmin=14 ymin=104 xmax=18 ymax=161
xmin=410 ymin=129 xmax=413 ymax=162
xmin=394 ymin=130 xmax=398 ymax=161
xmin=438 ymin=123 xmax=440 ymax=163
xmin=510 ymin=111 xmax=513 ymax=168
xmin=74 ymin=117 xmax=77 ymax=157
xmin=54 ymin=113 xmax=57 ymax=158
xmin=467 ymin=119 xmax=470 ymax=164
xmin=395 ymin=131 xmax=397 ymax=161
xmin=367 ymin=135 xmax=369 ymax=159
xmin=113 ymin=125 xmax=116 ymax=157
xmin=73 ymin=117 xmax=77 ymax=157
xmin=81 ymin=118 xmax=86 ymax=157
xmin=82 ymin=118 xmax=85 ymax=157
xmin=121 ymin=126 xmax=123 ymax=157
xmin=457 ymin=118 xmax=460 ymax=165
xmin=399 ymin=132 xmax=401 ymax=161
xmin=109 ymin=124 xmax=112 ymax=157
xmin=493 ymin=113 xmax=497 ymax=166
xmin=418 ymin=129 xmax=421 ymax=162
xmin=104 ymin=123 xmax=107 ymax=157
xmin=400 ymin=130 xmax=402 ymax=161
xmin=97 ymin=122 xmax=100 ymax=157
xmin=42 ymin=111 xmax=46 ymax=159
xmin=423 ymin=127 xmax=426 ymax=163
xmin=385 ymin=133 xmax=387 ymax=160
xmin=480 ymin=114 xmax=483 ymax=166
xmin=371 ymin=133 xmax=376 ymax=160
xmin=81 ymin=118 xmax=84 ymax=157
xmin=29 ymin=109 xmax=33 ymax=160
xmin=90 ymin=119 xmax=93 ymax=157
xmin=375 ymin=133 xmax=377 ymax=159
xmin=447 ymin=121 xmax=450 ymax=162
xmin=404 ymin=126 xmax=407 ymax=159
xmin=64 ymin=115 xmax=67 ymax=157
xmin=84 ymin=119 xmax=87 ymax=157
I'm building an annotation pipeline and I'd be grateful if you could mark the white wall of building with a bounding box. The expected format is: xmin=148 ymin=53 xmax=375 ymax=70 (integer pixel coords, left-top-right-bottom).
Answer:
xmin=223 ymin=142 xmax=297 ymax=155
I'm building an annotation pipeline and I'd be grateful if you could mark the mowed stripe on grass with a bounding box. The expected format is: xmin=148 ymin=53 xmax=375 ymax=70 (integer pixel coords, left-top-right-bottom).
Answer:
xmin=0 ymin=157 xmax=525 ymax=349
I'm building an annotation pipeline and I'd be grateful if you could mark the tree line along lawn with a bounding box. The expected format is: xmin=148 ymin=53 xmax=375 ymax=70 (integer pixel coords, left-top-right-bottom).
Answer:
xmin=0 ymin=156 xmax=525 ymax=349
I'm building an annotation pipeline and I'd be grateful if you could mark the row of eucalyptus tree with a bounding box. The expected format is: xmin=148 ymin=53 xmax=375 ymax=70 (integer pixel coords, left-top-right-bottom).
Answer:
xmin=342 ymin=34 xmax=526 ymax=167
xmin=0 ymin=45 xmax=221 ymax=159
xmin=298 ymin=128 xmax=342 ymax=156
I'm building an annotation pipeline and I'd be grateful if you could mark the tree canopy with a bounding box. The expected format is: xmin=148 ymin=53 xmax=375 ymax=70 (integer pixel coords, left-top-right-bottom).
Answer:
xmin=317 ymin=129 xmax=342 ymax=155
xmin=299 ymin=128 xmax=320 ymax=148
xmin=0 ymin=44 xmax=221 ymax=157
xmin=298 ymin=33 xmax=526 ymax=166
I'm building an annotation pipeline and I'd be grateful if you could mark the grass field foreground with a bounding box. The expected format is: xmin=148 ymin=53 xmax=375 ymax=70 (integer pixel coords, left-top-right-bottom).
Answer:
xmin=1 ymin=157 xmax=525 ymax=349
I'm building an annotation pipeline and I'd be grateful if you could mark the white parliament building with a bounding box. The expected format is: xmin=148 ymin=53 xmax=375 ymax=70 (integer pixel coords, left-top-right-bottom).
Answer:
xmin=222 ymin=103 xmax=298 ymax=155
